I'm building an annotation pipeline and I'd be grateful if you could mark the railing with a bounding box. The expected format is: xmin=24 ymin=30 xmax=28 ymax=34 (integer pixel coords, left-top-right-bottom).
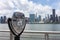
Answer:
xmin=23 ymin=30 xmax=60 ymax=40
xmin=0 ymin=30 xmax=10 ymax=40
xmin=0 ymin=30 xmax=60 ymax=40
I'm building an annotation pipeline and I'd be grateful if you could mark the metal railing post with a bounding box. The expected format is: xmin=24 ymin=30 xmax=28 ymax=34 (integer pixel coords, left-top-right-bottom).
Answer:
xmin=10 ymin=31 xmax=14 ymax=40
xmin=45 ymin=34 xmax=49 ymax=40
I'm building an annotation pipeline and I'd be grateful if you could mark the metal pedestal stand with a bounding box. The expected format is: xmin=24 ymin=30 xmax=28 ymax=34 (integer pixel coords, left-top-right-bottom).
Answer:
xmin=15 ymin=36 xmax=20 ymax=40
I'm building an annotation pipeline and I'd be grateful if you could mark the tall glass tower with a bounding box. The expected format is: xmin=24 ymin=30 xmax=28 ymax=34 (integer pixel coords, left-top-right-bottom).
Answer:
xmin=29 ymin=14 xmax=35 ymax=23
xmin=52 ymin=9 xmax=55 ymax=22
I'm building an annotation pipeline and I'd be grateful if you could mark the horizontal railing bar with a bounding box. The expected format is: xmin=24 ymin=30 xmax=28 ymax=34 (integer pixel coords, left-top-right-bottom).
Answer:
xmin=0 ymin=36 xmax=9 ymax=37
xmin=1 ymin=30 xmax=60 ymax=34
xmin=24 ymin=30 xmax=60 ymax=34
xmin=0 ymin=30 xmax=10 ymax=32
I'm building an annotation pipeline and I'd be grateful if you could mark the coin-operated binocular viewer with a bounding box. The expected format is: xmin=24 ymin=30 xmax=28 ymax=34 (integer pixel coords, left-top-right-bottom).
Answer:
xmin=8 ymin=12 xmax=26 ymax=40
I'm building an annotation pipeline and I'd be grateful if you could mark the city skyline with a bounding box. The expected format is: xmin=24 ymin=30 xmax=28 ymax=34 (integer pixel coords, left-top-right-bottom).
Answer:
xmin=0 ymin=0 xmax=60 ymax=18
xmin=0 ymin=9 xmax=60 ymax=24
xmin=25 ymin=9 xmax=60 ymax=24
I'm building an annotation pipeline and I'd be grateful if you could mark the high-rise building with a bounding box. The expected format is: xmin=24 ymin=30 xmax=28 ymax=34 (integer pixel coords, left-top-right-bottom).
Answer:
xmin=55 ymin=15 xmax=58 ymax=22
xmin=50 ymin=15 xmax=53 ymax=22
xmin=1 ymin=16 xmax=4 ymax=23
xmin=52 ymin=9 xmax=55 ymax=22
xmin=47 ymin=14 xmax=50 ymax=22
xmin=59 ymin=16 xmax=60 ymax=23
xmin=29 ymin=14 xmax=35 ymax=23
xmin=38 ymin=15 xmax=41 ymax=21
xmin=35 ymin=13 xmax=37 ymax=22
xmin=4 ymin=16 xmax=6 ymax=23
xmin=47 ymin=14 xmax=49 ymax=20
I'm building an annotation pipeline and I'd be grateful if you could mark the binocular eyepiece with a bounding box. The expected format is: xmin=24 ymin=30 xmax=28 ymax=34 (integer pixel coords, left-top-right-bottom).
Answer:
xmin=13 ymin=12 xmax=25 ymax=19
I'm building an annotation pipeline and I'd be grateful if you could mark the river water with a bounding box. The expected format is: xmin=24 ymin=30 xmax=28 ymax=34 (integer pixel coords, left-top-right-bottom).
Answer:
xmin=25 ymin=24 xmax=60 ymax=31
xmin=0 ymin=24 xmax=60 ymax=31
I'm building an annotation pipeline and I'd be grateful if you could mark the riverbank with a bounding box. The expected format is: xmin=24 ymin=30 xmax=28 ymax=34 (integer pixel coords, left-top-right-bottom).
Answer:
xmin=27 ymin=23 xmax=60 ymax=24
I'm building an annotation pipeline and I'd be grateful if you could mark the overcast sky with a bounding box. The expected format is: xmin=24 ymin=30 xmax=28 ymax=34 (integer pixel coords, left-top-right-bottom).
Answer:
xmin=0 ymin=0 xmax=60 ymax=18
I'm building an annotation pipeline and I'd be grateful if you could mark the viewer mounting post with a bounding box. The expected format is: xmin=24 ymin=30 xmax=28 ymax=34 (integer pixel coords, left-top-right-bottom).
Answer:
xmin=8 ymin=12 xmax=26 ymax=40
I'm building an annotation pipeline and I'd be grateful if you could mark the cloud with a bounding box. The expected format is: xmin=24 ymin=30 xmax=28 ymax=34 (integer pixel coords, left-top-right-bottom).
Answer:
xmin=56 ymin=9 xmax=60 ymax=16
xmin=0 ymin=0 xmax=52 ymax=18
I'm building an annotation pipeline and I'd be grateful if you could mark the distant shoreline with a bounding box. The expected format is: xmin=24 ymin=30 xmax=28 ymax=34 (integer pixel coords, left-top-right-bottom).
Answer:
xmin=27 ymin=23 xmax=60 ymax=24
xmin=1 ymin=22 xmax=59 ymax=24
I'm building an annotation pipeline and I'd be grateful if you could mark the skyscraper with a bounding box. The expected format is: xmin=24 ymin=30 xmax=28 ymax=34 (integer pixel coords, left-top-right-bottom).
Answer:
xmin=47 ymin=14 xmax=49 ymax=20
xmin=1 ymin=16 xmax=3 ymax=23
xmin=52 ymin=9 xmax=55 ymax=22
xmin=29 ymin=14 xmax=35 ymax=23
xmin=38 ymin=15 xmax=41 ymax=21
xmin=59 ymin=16 xmax=60 ymax=23
xmin=55 ymin=15 xmax=58 ymax=22
xmin=4 ymin=16 xmax=6 ymax=23
xmin=50 ymin=15 xmax=53 ymax=23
